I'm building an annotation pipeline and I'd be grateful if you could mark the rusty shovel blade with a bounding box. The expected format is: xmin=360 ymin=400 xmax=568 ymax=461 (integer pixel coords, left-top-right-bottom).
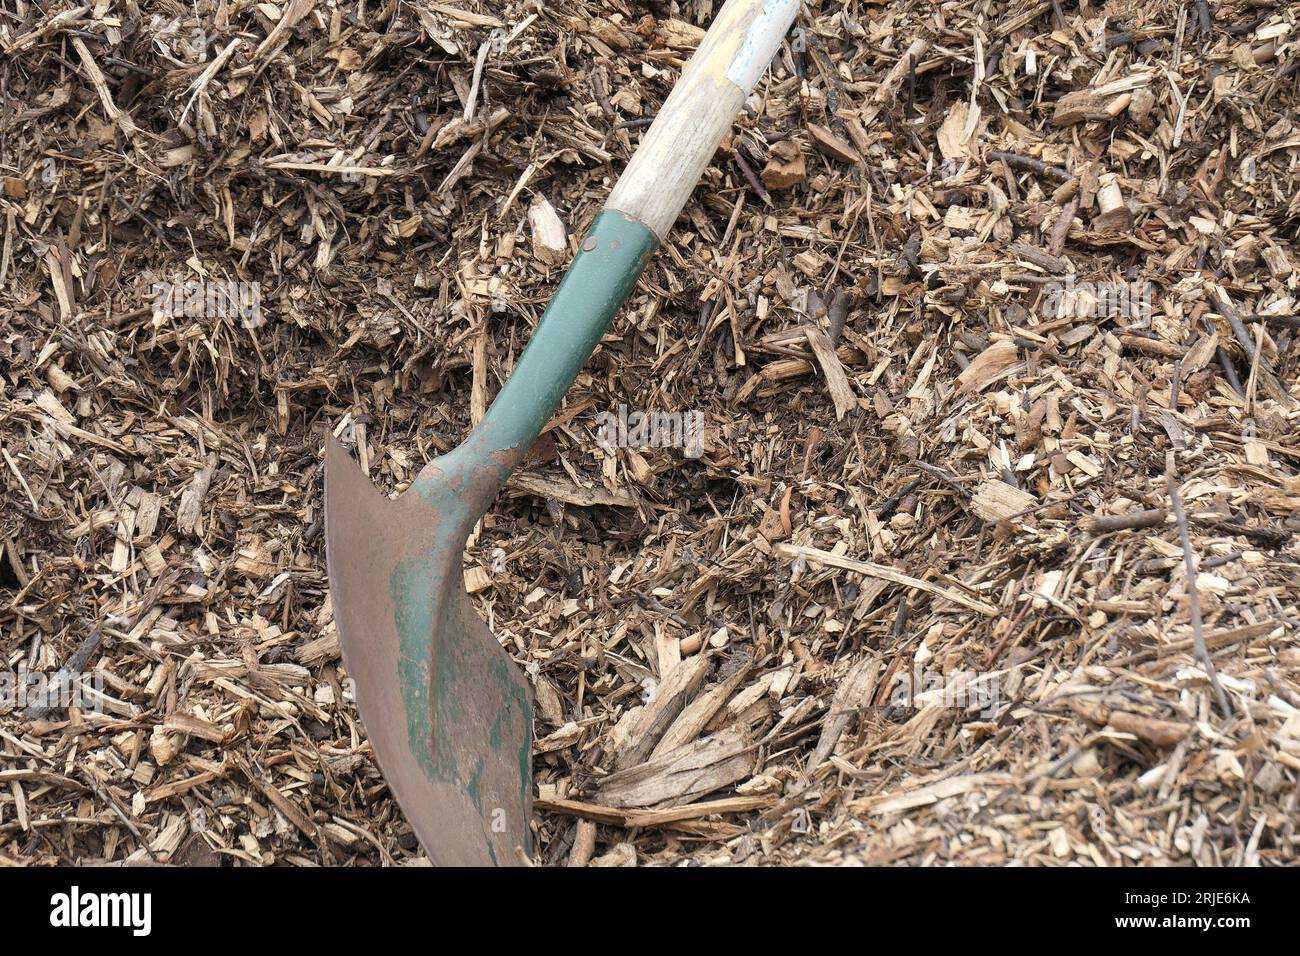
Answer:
xmin=320 ymin=214 xmax=660 ymax=866
xmin=324 ymin=437 xmax=533 ymax=866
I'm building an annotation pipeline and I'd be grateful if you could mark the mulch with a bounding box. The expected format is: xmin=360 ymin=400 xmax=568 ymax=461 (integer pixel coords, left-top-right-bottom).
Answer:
xmin=1 ymin=0 xmax=1298 ymax=866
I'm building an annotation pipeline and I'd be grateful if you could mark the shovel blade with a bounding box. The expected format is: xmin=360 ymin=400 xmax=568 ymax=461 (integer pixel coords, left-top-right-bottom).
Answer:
xmin=324 ymin=439 xmax=532 ymax=866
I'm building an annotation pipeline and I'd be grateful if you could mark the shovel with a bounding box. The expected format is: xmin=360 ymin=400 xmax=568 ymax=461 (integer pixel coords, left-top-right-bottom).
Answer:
xmin=325 ymin=0 xmax=800 ymax=866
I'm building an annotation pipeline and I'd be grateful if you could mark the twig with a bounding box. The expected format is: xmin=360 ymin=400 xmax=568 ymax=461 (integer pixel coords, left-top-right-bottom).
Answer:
xmin=24 ymin=628 xmax=103 ymax=720
xmin=71 ymin=36 xmax=138 ymax=139
xmin=1205 ymin=317 xmax=1245 ymax=396
xmin=1216 ymin=298 xmax=1258 ymax=361
xmin=776 ymin=542 xmax=998 ymax=616
xmin=732 ymin=149 xmax=771 ymax=205
xmin=177 ymin=38 xmax=243 ymax=127
xmin=1215 ymin=295 xmax=1294 ymax=406
xmin=1082 ymin=508 xmax=1167 ymax=534
xmin=903 ymin=52 xmax=917 ymax=118
xmin=1166 ymin=466 xmax=1231 ymax=717
xmin=1224 ymin=14 xmax=1269 ymax=37
xmin=877 ymin=478 xmax=922 ymax=520
xmin=1242 ymin=313 xmax=1300 ymax=332
xmin=1197 ymin=516 xmax=1290 ymax=549
xmin=989 ymin=151 xmax=1071 ymax=183
xmin=537 ymin=795 xmax=772 ymax=827
xmin=914 ymin=461 xmax=968 ymax=494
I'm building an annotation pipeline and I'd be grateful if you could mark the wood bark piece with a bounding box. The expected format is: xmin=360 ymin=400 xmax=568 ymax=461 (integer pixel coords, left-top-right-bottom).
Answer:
xmin=528 ymin=195 xmax=567 ymax=265
xmin=761 ymin=139 xmax=805 ymax=190
xmin=1052 ymin=91 xmax=1118 ymax=125
xmin=1107 ymin=712 xmax=1191 ymax=747
xmin=538 ymin=794 xmax=772 ymax=827
xmin=807 ymin=656 xmax=879 ymax=772
xmin=176 ymin=455 xmax=217 ymax=537
xmin=598 ymin=727 xmax=753 ymax=808
xmin=776 ymin=543 xmax=998 ymax=616
xmin=807 ymin=124 xmax=862 ymax=165
xmin=971 ymin=480 xmax=1038 ymax=523
xmin=956 ymin=340 xmax=1020 ymax=393
xmin=805 ymin=325 xmax=857 ymax=420
xmin=1082 ymin=509 xmax=1167 ymax=534
xmin=614 ymin=653 xmax=711 ymax=769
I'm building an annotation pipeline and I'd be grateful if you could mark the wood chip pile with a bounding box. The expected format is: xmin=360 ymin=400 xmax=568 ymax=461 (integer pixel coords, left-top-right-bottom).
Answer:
xmin=2 ymin=0 xmax=1298 ymax=866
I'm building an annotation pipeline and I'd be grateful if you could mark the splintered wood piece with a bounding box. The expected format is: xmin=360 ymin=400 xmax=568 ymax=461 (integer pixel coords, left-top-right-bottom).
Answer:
xmin=537 ymin=795 xmax=771 ymax=827
xmin=776 ymin=543 xmax=998 ymax=616
xmin=652 ymin=662 xmax=752 ymax=758
xmin=598 ymin=727 xmax=753 ymax=808
xmin=807 ymin=656 xmax=879 ymax=772
xmin=805 ymin=325 xmax=857 ymax=420
xmin=176 ymin=456 xmax=217 ymax=536
xmin=1093 ymin=173 xmax=1134 ymax=232
xmin=614 ymin=653 xmax=712 ymax=769
xmin=528 ymin=195 xmax=568 ymax=265
xmin=971 ymin=480 xmax=1038 ymax=523
xmin=956 ymin=340 xmax=1021 ymax=393
xmin=1106 ymin=712 xmax=1191 ymax=747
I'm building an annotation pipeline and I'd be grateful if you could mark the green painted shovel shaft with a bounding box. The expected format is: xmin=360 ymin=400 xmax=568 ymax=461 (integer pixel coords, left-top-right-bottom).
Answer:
xmin=470 ymin=210 xmax=658 ymax=470
xmin=381 ymin=210 xmax=657 ymax=862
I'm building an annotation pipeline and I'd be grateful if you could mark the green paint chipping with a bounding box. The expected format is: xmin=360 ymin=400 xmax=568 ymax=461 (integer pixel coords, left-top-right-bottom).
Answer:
xmin=391 ymin=559 xmax=438 ymax=781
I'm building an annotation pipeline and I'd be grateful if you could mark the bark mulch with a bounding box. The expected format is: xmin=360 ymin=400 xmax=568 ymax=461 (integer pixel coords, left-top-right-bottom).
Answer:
xmin=1 ymin=0 xmax=1298 ymax=866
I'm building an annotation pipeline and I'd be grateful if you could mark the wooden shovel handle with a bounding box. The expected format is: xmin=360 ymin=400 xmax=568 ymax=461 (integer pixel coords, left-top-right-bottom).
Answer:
xmin=606 ymin=0 xmax=800 ymax=240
